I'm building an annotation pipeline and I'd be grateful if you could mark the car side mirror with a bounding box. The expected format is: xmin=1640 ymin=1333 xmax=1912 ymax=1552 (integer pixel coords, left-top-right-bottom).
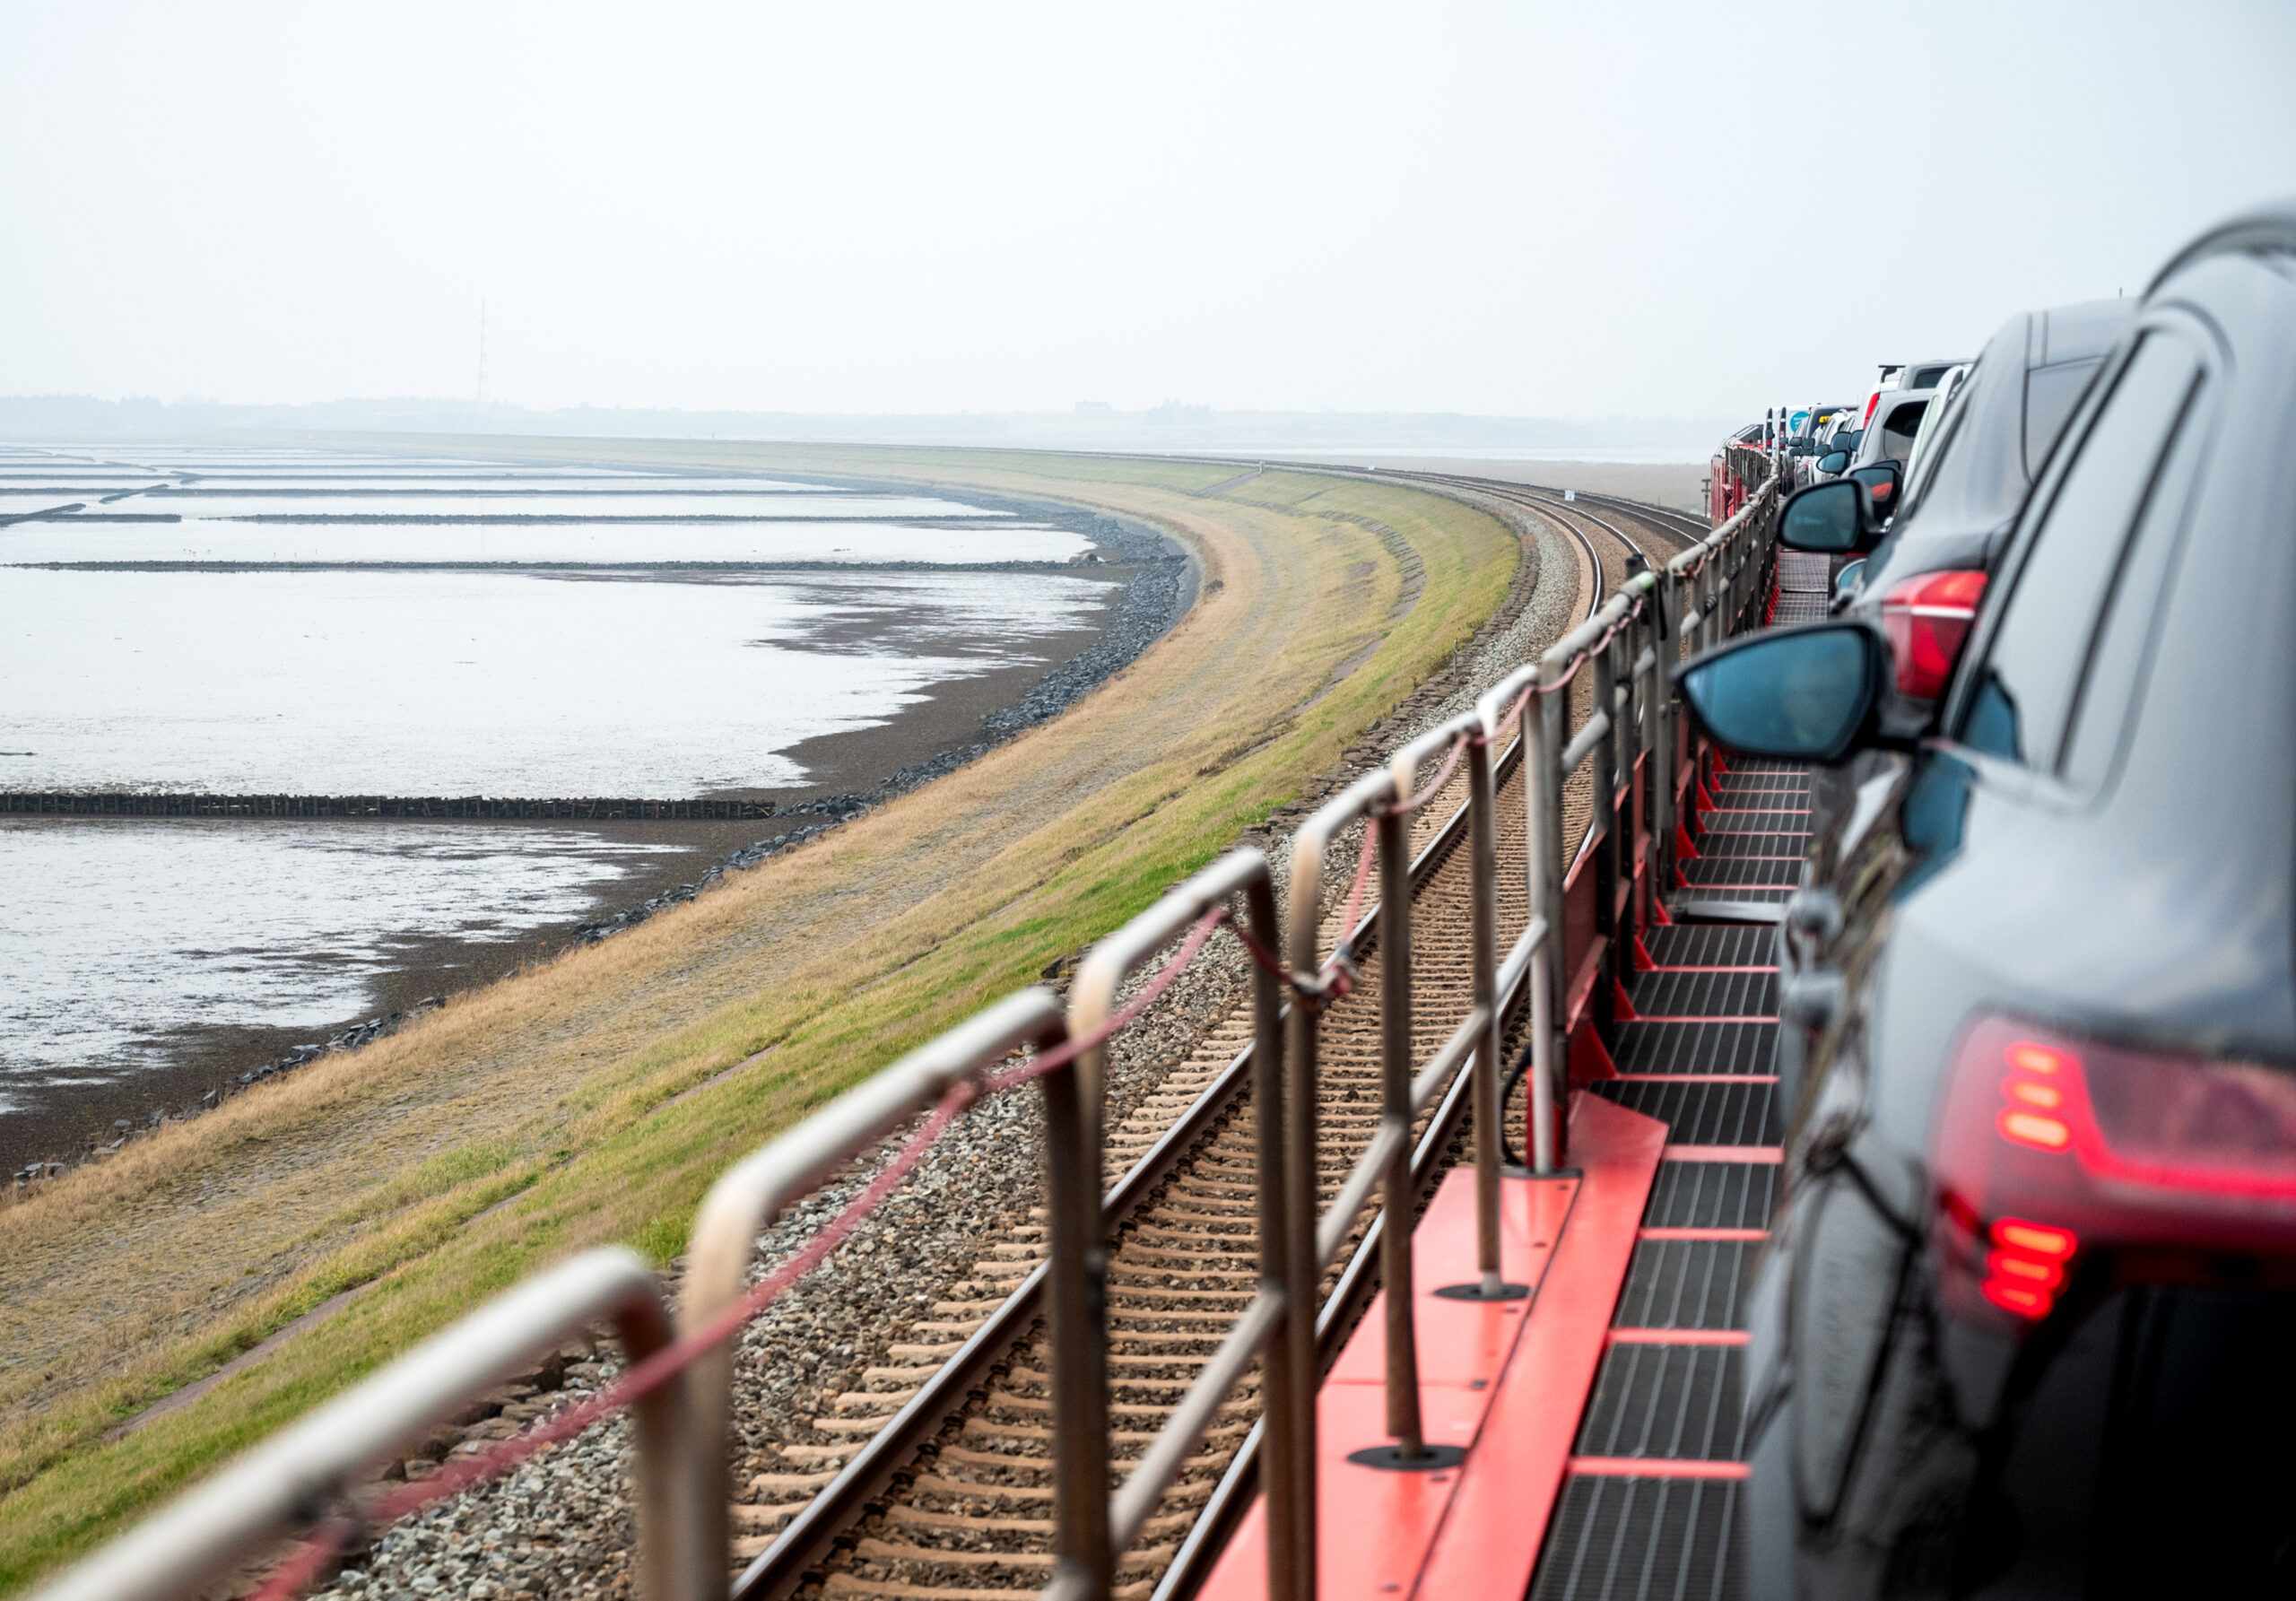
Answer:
xmin=1834 ymin=558 xmax=1866 ymax=599
xmin=1675 ymin=622 xmax=1888 ymax=762
xmin=1817 ymin=450 xmax=1850 ymax=474
xmin=1851 ymin=461 xmax=1900 ymax=516
xmin=1779 ymin=479 xmax=1872 ymax=553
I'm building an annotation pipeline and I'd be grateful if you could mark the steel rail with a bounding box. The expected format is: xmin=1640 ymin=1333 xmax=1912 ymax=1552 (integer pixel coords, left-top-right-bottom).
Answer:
xmin=727 ymin=730 xmax=1526 ymax=1601
xmin=679 ymin=991 xmax=1072 ymax=1591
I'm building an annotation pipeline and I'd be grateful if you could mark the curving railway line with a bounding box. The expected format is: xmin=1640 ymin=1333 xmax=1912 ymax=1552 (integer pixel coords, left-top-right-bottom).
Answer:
xmin=720 ymin=474 xmax=1700 ymax=1601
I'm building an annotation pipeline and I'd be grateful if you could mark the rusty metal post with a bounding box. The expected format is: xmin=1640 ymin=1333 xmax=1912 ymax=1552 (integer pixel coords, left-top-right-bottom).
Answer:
xmin=1535 ymin=656 xmax=1570 ymax=1165
xmin=1650 ymin=570 xmax=1680 ymax=923
xmin=1375 ymin=801 xmax=1426 ymax=1456
xmin=1238 ymin=861 xmax=1312 ymax=1601
xmin=1039 ymin=1023 xmax=1109 ymax=1601
xmin=1465 ymin=731 xmax=1509 ymax=1294
xmin=1589 ymin=633 xmax=1620 ymax=1048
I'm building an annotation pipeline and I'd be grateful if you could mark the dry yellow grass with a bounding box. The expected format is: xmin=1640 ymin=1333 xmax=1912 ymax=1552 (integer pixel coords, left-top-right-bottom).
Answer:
xmin=0 ymin=444 xmax=1517 ymax=1590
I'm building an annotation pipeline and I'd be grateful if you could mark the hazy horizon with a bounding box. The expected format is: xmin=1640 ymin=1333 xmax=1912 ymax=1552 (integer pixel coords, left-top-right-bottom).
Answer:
xmin=4 ymin=2 xmax=2292 ymax=421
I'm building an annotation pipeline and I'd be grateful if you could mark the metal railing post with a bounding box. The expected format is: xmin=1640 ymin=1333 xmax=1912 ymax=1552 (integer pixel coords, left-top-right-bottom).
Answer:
xmin=1247 ymin=858 xmax=1315 ymax=1601
xmin=1375 ymin=799 xmax=1425 ymax=1455
xmin=1588 ymin=636 xmax=1620 ymax=1045
xmin=1039 ymin=1021 xmax=1109 ymax=1601
xmin=681 ymin=992 xmax=1066 ymax=1591
xmin=1534 ymin=650 xmax=1570 ymax=1163
xmin=1650 ymin=571 xmax=1680 ymax=926
xmin=1062 ymin=853 xmax=1300 ymax=1600
xmin=1389 ymin=721 xmax=1517 ymax=1301
xmin=1477 ymin=671 xmax=1559 ymax=1179
xmin=1465 ymin=732 xmax=1506 ymax=1294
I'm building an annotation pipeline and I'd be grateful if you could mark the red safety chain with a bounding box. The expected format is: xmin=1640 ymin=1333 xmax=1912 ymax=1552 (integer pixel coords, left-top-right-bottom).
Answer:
xmin=244 ymin=905 xmax=1231 ymax=1601
xmin=1390 ymin=731 xmax=1471 ymax=817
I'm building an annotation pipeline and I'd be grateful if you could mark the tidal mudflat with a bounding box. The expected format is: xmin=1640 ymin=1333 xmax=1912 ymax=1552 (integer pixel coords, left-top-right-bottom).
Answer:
xmin=0 ymin=443 xmax=1185 ymax=1170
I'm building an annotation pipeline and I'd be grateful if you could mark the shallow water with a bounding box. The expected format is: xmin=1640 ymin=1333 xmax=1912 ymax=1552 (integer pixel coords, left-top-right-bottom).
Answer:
xmin=0 ymin=446 xmax=1143 ymax=1152
xmin=0 ymin=565 xmax=1111 ymax=796
xmin=0 ymin=818 xmax=691 ymax=1112
xmin=0 ymin=515 xmax=1081 ymax=566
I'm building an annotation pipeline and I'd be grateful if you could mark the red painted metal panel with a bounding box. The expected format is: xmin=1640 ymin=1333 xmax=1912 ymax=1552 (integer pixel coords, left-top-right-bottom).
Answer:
xmin=1196 ymin=1096 xmax=1667 ymax=1601
xmin=1662 ymin=1144 xmax=1784 ymax=1163
xmin=1409 ymin=1094 xmax=1669 ymax=1601
xmin=1567 ymin=1457 xmax=1750 ymax=1480
xmin=1325 ymin=1171 xmax=1576 ymax=1388
xmin=1608 ymin=1327 xmax=1752 ymax=1346
xmin=1562 ymin=934 xmax=1608 ymax=1041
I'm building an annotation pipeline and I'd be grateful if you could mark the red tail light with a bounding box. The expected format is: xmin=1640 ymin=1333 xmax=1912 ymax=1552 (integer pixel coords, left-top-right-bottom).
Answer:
xmin=1934 ymin=1016 xmax=2296 ymax=1323
xmin=1878 ymin=569 xmax=1987 ymax=700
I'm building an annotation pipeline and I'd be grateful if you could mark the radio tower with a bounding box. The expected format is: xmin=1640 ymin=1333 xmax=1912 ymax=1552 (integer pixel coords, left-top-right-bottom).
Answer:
xmin=476 ymin=298 xmax=489 ymax=405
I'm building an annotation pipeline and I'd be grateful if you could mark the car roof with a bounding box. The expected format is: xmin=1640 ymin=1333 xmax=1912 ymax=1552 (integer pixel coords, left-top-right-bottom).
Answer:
xmin=1863 ymin=300 xmax=2137 ymax=590
xmin=2034 ymin=299 xmax=2133 ymax=366
xmin=2144 ymin=196 xmax=2296 ymax=294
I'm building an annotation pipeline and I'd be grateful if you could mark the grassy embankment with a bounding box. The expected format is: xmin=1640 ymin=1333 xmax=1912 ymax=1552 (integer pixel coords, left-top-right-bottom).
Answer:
xmin=0 ymin=447 xmax=1517 ymax=1590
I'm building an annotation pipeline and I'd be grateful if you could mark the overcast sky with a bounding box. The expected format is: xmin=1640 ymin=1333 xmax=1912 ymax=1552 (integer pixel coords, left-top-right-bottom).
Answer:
xmin=4 ymin=1 xmax=2292 ymax=422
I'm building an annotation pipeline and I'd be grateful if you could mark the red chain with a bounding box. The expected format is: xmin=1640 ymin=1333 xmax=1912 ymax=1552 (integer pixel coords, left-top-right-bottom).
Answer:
xmin=242 ymin=906 xmax=1230 ymax=1599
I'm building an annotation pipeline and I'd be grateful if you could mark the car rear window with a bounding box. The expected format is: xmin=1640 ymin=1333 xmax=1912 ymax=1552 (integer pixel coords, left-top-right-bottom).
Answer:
xmin=2023 ymin=357 xmax=2106 ymax=479
xmin=2059 ymin=378 xmax=2210 ymax=787
xmin=1959 ymin=335 xmax=2203 ymax=771
xmin=1880 ymin=400 xmax=1927 ymax=462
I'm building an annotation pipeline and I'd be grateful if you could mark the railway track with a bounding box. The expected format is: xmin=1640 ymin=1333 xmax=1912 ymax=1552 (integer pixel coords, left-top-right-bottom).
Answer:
xmin=725 ymin=476 xmax=1700 ymax=1601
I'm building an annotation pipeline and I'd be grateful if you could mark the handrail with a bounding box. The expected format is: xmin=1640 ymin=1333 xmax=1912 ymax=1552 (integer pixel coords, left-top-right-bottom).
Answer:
xmin=1050 ymin=851 xmax=1296 ymax=1601
xmin=34 ymin=1249 xmax=706 ymax=1601
xmin=677 ymin=989 xmax=1071 ymax=1588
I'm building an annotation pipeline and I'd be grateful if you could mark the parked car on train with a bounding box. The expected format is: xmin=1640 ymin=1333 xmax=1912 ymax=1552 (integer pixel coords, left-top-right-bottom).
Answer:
xmin=1678 ymin=200 xmax=2296 ymax=1598
xmin=1791 ymin=404 xmax=1861 ymax=484
xmin=1797 ymin=300 xmax=2135 ymax=696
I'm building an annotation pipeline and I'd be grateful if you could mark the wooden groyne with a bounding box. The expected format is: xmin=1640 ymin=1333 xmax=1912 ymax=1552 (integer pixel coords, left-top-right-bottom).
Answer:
xmin=0 ymin=792 xmax=778 ymax=820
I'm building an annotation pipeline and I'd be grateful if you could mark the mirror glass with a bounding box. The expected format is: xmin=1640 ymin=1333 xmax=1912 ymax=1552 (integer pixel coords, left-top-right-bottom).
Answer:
xmin=1678 ymin=626 xmax=1877 ymax=761
xmin=1853 ymin=463 xmax=1900 ymax=507
xmin=1780 ymin=482 xmax=1863 ymax=553
xmin=1817 ymin=450 xmax=1850 ymax=474
xmin=1834 ymin=558 xmax=1866 ymax=599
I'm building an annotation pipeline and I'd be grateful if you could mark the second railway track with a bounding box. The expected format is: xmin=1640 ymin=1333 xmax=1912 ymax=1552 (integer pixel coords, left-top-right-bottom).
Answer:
xmin=723 ymin=474 xmax=1699 ymax=1601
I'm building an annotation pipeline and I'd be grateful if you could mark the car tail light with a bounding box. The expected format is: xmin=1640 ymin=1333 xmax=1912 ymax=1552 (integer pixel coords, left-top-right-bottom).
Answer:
xmin=1878 ymin=569 xmax=1987 ymax=699
xmin=1934 ymin=1016 xmax=2296 ymax=1324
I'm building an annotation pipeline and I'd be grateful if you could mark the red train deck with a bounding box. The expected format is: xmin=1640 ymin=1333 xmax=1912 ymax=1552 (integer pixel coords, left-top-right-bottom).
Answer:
xmin=1197 ymin=557 xmax=1819 ymax=1601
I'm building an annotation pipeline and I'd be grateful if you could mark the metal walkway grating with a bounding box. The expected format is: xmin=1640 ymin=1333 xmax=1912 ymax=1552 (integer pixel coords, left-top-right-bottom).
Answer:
xmin=1625 ymin=971 xmax=1777 ymax=1019
xmin=1679 ymin=857 xmax=1799 ymax=889
xmin=1613 ymin=1240 xmax=1757 ymax=1330
xmin=1776 ymin=552 xmax=1830 ymax=591
xmin=1643 ymin=1162 xmax=1777 ymax=1229
xmin=1692 ymin=808 xmax=1807 ymax=832
xmin=1534 ymin=664 xmax=1801 ymax=1597
xmin=1640 ymin=926 xmax=1775 ymax=968
xmin=1682 ymin=830 xmax=1806 ymax=858
xmin=1590 ymin=1079 xmax=1780 ymax=1143
xmin=1709 ymin=773 xmax=1808 ymax=796
xmin=1613 ymin=1021 xmax=1778 ymax=1076
xmin=1578 ymin=1344 xmax=1747 ymax=1460
xmin=1531 ymin=1476 xmax=1744 ymax=1600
